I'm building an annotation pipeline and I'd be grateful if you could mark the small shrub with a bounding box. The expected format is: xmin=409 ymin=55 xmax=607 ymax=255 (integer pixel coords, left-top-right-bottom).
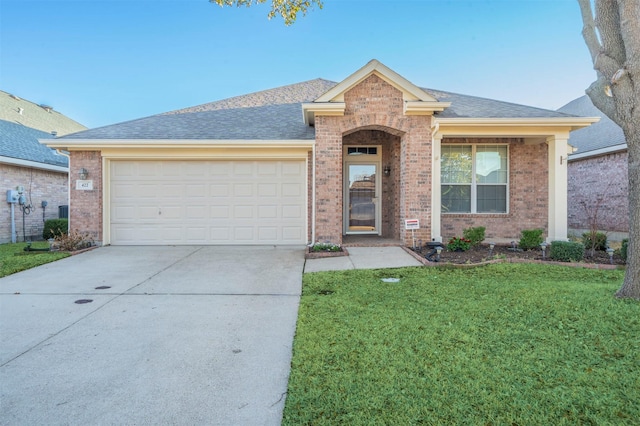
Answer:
xmin=519 ymin=229 xmax=544 ymax=251
xmin=582 ymin=232 xmax=607 ymax=252
xmin=550 ymin=241 xmax=585 ymax=262
xmin=620 ymin=238 xmax=628 ymax=262
xmin=310 ymin=242 xmax=341 ymax=252
xmin=43 ymin=219 xmax=68 ymax=239
xmin=52 ymin=230 xmax=94 ymax=252
xmin=447 ymin=237 xmax=472 ymax=252
xmin=463 ymin=226 xmax=486 ymax=247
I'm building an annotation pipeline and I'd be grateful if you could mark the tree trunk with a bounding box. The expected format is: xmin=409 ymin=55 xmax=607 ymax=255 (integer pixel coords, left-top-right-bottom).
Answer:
xmin=616 ymin=127 xmax=640 ymax=298
xmin=578 ymin=0 xmax=640 ymax=299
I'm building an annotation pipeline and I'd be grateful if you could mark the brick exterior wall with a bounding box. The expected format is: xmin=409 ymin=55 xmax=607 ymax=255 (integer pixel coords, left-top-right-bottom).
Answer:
xmin=441 ymin=138 xmax=549 ymax=241
xmin=313 ymin=74 xmax=432 ymax=245
xmin=568 ymin=151 xmax=629 ymax=233
xmin=0 ymin=163 xmax=68 ymax=243
xmin=69 ymin=151 xmax=103 ymax=243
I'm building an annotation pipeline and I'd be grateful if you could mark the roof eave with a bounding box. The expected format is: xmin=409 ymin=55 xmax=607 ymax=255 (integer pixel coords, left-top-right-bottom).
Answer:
xmin=40 ymin=138 xmax=315 ymax=151
xmin=0 ymin=155 xmax=68 ymax=173
xmin=433 ymin=117 xmax=601 ymax=138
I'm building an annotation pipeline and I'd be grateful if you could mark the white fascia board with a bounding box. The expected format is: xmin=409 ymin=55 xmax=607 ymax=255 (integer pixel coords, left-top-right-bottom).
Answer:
xmin=40 ymin=139 xmax=315 ymax=150
xmin=0 ymin=155 xmax=68 ymax=173
xmin=569 ymin=143 xmax=628 ymax=161
xmin=301 ymin=102 xmax=346 ymax=125
xmin=404 ymin=101 xmax=452 ymax=115
xmin=435 ymin=117 xmax=600 ymax=129
xmin=433 ymin=117 xmax=600 ymax=138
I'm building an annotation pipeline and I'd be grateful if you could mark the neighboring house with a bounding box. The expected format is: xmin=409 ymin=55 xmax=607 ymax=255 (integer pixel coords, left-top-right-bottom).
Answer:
xmin=43 ymin=60 xmax=597 ymax=246
xmin=0 ymin=90 xmax=86 ymax=243
xmin=558 ymin=95 xmax=628 ymax=241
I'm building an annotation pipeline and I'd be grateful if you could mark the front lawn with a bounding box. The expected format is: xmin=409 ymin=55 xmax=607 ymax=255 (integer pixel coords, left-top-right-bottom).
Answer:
xmin=284 ymin=264 xmax=639 ymax=425
xmin=0 ymin=242 xmax=70 ymax=278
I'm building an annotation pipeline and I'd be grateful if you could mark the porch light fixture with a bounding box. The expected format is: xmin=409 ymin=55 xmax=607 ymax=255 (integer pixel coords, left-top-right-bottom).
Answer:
xmin=540 ymin=242 xmax=548 ymax=260
xmin=383 ymin=165 xmax=391 ymax=176
xmin=606 ymin=247 xmax=614 ymax=264
xmin=78 ymin=168 xmax=89 ymax=180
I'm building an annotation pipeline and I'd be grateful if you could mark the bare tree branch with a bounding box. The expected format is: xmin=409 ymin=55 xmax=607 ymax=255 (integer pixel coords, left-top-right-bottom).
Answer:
xmin=210 ymin=0 xmax=323 ymax=25
xmin=578 ymin=0 xmax=602 ymax=63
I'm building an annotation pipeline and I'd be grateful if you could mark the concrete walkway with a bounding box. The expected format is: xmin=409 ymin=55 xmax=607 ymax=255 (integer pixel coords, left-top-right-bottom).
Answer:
xmin=0 ymin=246 xmax=304 ymax=426
xmin=304 ymin=246 xmax=423 ymax=273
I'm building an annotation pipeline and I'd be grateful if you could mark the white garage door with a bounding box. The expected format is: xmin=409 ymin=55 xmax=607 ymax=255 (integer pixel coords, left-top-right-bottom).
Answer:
xmin=109 ymin=160 xmax=307 ymax=245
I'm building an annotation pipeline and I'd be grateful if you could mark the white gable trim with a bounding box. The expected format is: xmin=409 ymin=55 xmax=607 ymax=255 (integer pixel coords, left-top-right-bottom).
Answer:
xmin=302 ymin=59 xmax=450 ymax=125
xmin=315 ymin=59 xmax=437 ymax=103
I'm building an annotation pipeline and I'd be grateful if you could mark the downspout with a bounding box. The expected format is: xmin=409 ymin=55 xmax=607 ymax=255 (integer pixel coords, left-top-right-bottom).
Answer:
xmin=56 ymin=149 xmax=71 ymax=233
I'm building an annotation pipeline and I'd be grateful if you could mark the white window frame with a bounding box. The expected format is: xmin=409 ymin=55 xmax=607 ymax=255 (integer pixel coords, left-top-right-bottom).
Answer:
xmin=441 ymin=144 xmax=509 ymax=214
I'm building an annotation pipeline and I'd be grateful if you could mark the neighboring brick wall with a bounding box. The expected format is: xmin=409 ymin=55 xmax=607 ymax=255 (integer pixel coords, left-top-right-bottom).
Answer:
xmin=568 ymin=151 xmax=629 ymax=233
xmin=441 ymin=138 xmax=548 ymax=241
xmin=314 ymin=74 xmax=432 ymax=245
xmin=69 ymin=151 xmax=103 ymax=243
xmin=0 ymin=163 xmax=68 ymax=243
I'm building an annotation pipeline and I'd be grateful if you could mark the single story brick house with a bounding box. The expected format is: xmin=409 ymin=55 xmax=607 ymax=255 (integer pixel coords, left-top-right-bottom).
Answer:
xmin=558 ymin=95 xmax=628 ymax=241
xmin=43 ymin=60 xmax=597 ymax=246
xmin=1 ymin=91 xmax=86 ymax=243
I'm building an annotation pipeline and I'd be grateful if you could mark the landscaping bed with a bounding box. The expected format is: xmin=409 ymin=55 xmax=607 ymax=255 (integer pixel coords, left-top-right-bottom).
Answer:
xmin=410 ymin=243 xmax=626 ymax=267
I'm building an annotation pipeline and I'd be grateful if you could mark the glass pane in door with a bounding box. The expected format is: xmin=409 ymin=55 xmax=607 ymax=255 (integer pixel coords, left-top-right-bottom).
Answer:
xmin=348 ymin=164 xmax=377 ymax=232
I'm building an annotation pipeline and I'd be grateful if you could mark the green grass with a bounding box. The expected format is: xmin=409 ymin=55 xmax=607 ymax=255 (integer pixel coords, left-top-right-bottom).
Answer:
xmin=0 ymin=242 xmax=70 ymax=278
xmin=284 ymin=263 xmax=639 ymax=425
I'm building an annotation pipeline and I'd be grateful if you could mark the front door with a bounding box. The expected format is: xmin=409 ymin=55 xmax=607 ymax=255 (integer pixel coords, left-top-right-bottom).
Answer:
xmin=344 ymin=147 xmax=381 ymax=235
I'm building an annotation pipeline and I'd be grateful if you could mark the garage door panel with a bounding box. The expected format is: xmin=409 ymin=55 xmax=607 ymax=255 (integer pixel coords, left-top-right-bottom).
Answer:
xmin=233 ymin=163 xmax=254 ymax=176
xmin=234 ymin=227 xmax=254 ymax=241
xmin=258 ymin=183 xmax=277 ymax=197
xmin=110 ymin=160 xmax=306 ymax=245
xmin=282 ymin=205 xmax=302 ymax=219
xmin=258 ymin=205 xmax=277 ymax=219
xmin=233 ymin=184 xmax=253 ymax=197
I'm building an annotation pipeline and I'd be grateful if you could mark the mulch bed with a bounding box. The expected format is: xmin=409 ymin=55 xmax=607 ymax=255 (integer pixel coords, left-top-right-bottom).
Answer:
xmin=409 ymin=244 xmax=626 ymax=267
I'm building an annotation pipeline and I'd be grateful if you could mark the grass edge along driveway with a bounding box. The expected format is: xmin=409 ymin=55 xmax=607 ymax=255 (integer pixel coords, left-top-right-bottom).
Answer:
xmin=284 ymin=263 xmax=639 ymax=425
xmin=0 ymin=242 xmax=69 ymax=278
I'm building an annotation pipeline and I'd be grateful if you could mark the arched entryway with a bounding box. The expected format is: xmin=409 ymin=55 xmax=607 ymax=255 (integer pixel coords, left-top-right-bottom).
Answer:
xmin=342 ymin=128 xmax=402 ymax=240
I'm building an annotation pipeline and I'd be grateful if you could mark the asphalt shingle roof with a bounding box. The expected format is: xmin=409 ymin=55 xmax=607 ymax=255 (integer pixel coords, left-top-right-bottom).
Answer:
xmin=557 ymin=95 xmax=626 ymax=155
xmin=62 ymin=78 xmax=579 ymax=141
xmin=0 ymin=90 xmax=86 ymax=136
xmin=0 ymin=120 xmax=68 ymax=167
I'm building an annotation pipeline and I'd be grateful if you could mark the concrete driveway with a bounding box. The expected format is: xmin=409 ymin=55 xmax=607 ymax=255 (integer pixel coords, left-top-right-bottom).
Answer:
xmin=0 ymin=246 xmax=304 ymax=425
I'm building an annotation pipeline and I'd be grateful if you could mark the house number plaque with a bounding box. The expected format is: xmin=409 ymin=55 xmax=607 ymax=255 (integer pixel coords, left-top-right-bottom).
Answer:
xmin=76 ymin=180 xmax=93 ymax=190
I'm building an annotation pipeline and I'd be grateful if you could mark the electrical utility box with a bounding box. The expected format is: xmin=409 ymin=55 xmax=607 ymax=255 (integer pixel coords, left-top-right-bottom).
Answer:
xmin=6 ymin=190 xmax=18 ymax=204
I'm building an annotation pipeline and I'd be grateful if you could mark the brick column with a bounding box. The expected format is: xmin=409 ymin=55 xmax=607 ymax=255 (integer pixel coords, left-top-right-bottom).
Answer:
xmin=70 ymin=151 xmax=103 ymax=243
xmin=314 ymin=116 xmax=343 ymax=243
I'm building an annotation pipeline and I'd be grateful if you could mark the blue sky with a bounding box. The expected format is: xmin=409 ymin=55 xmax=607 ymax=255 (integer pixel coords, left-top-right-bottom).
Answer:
xmin=0 ymin=0 xmax=595 ymax=129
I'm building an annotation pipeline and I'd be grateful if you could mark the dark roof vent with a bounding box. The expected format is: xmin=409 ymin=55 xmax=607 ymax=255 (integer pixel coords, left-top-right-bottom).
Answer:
xmin=51 ymin=131 xmax=57 ymax=137
xmin=40 ymin=104 xmax=53 ymax=112
xmin=9 ymin=94 xmax=21 ymax=101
